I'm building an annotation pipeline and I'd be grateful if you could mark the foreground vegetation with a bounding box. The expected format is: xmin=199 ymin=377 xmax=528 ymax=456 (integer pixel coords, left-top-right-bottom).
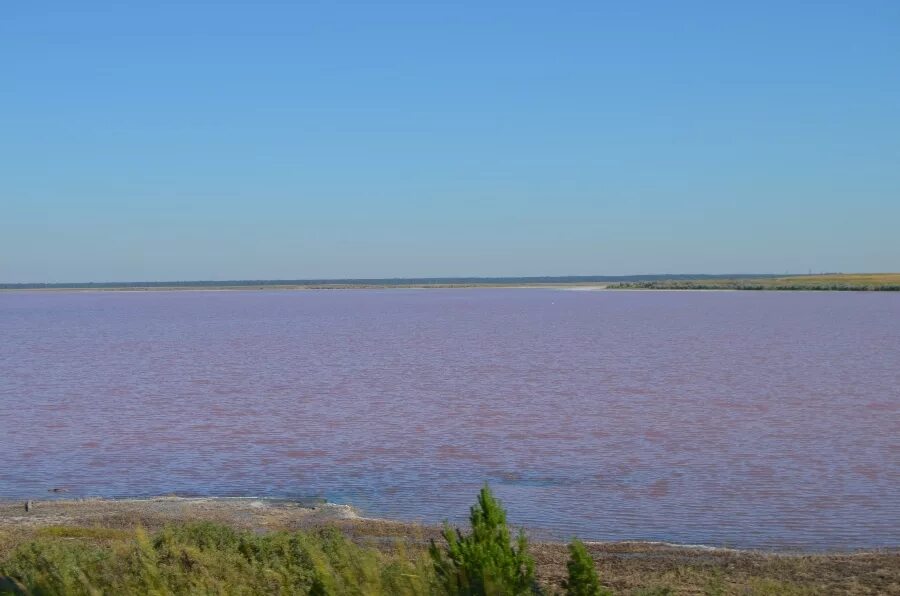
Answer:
xmin=4 ymin=487 xmax=594 ymax=596
xmin=611 ymin=273 xmax=900 ymax=291
xmin=1 ymin=488 xmax=897 ymax=595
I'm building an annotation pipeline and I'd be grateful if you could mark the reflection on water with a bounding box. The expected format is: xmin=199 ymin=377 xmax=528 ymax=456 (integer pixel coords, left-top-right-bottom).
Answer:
xmin=1 ymin=289 xmax=898 ymax=550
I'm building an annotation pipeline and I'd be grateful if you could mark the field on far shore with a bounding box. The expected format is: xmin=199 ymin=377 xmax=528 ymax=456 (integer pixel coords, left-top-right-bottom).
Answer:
xmin=611 ymin=273 xmax=900 ymax=291
xmin=1 ymin=497 xmax=897 ymax=595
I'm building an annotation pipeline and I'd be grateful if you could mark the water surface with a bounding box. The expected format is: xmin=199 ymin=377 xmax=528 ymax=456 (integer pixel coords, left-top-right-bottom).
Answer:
xmin=1 ymin=289 xmax=898 ymax=550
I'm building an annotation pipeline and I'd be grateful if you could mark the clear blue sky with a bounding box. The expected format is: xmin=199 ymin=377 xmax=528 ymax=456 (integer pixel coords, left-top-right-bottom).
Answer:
xmin=2 ymin=1 xmax=898 ymax=282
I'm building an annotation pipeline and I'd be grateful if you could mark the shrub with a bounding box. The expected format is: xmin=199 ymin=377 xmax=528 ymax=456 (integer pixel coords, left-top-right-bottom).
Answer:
xmin=429 ymin=485 xmax=536 ymax=595
xmin=564 ymin=539 xmax=610 ymax=596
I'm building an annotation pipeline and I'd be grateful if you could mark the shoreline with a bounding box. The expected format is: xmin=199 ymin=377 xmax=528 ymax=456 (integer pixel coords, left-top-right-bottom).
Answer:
xmin=3 ymin=285 xmax=896 ymax=294
xmin=3 ymin=283 xmax=898 ymax=294
xmin=3 ymin=496 xmax=898 ymax=594
xmin=1 ymin=283 xmax=614 ymax=293
xmin=3 ymin=273 xmax=898 ymax=293
xmin=1 ymin=496 xmax=895 ymax=556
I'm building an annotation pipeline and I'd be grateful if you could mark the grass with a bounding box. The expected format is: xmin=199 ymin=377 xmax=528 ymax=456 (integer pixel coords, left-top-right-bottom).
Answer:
xmin=34 ymin=527 xmax=133 ymax=541
xmin=2 ymin=522 xmax=898 ymax=595
xmin=611 ymin=273 xmax=900 ymax=291
xmin=1 ymin=522 xmax=435 ymax=595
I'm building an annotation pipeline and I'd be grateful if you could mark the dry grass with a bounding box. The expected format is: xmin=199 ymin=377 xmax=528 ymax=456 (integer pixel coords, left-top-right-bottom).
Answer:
xmin=530 ymin=541 xmax=900 ymax=595
xmin=768 ymin=273 xmax=900 ymax=287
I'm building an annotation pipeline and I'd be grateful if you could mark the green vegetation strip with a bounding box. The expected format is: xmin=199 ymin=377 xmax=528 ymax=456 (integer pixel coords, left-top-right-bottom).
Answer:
xmin=1 ymin=487 xmax=897 ymax=595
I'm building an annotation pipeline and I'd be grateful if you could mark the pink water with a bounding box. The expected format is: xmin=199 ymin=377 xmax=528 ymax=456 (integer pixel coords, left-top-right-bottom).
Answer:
xmin=1 ymin=289 xmax=898 ymax=550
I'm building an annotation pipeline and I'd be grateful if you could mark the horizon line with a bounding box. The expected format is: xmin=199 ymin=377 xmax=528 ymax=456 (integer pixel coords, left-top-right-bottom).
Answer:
xmin=0 ymin=272 xmax=875 ymax=288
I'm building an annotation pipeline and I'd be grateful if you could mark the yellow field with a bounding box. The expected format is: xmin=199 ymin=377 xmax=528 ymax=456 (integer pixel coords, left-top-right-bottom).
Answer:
xmin=768 ymin=273 xmax=900 ymax=287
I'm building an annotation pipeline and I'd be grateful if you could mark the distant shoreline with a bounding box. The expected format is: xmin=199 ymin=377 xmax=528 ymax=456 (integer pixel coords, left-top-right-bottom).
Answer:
xmin=2 ymin=273 xmax=898 ymax=292
xmin=0 ymin=274 xmax=794 ymax=291
xmin=0 ymin=283 xmax=612 ymax=292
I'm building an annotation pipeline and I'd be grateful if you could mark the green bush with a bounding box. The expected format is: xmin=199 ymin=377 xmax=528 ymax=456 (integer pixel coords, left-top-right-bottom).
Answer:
xmin=564 ymin=539 xmax=610 ymax=596
xmin=429 ymin=485 xmax=536 ymax=595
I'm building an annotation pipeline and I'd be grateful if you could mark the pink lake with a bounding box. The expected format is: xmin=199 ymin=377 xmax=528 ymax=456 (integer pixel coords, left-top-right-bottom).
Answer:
xmin=1 ymin=289 xmax=898 ymax=550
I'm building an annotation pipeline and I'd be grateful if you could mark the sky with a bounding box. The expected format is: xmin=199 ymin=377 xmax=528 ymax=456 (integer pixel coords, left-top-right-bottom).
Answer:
xmin=1 ymin=1 xmax=898 ymax=282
